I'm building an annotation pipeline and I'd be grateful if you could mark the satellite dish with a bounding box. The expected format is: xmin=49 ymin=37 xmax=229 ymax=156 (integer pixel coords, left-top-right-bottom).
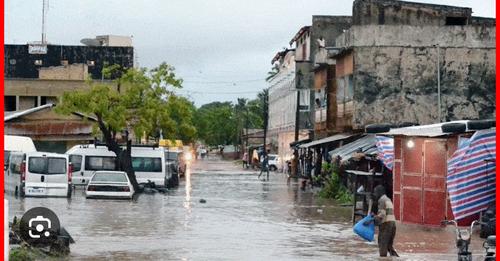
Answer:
xmin=80 ymin=38 xmax=101 ymax=46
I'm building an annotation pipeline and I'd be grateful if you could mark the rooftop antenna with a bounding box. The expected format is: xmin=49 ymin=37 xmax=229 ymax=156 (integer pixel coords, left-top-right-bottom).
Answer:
xmin=41 ymin=0 xmax=48 ymax=44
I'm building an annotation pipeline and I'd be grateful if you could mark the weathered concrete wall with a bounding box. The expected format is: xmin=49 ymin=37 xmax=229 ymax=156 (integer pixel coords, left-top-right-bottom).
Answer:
xmin=352 ymin=46 xmax=495 ymax=127
xmin=352 ymin=0 xmax=473 ymax=26
xmin=5 ymin=79 xmax=115 ymax=96
xmin=342 ymin=25 xmax=495 ymax=48
xmin=39 ymin=64 xmax=89 ymax=80
xmin=310 ymin=16 xmax=352 ymax=63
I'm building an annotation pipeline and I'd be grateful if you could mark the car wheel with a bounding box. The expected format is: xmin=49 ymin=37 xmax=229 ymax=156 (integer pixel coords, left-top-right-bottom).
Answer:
xmin=269 ymin=165 xmax=277 ymax=171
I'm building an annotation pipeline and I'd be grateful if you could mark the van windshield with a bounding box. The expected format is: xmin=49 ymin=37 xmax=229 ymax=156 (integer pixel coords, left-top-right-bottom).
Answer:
xmin=28 ymin=157 xmax=67 ymax=175
xmin=132 ymin=157 xmax=162 ymax=172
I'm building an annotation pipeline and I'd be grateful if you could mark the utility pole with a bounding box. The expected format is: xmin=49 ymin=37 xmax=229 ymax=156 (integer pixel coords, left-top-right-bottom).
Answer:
xmin=262 ymin=89 xmax=269 ymax=180
xmin=292 ymin=71 xmax=303 ymax=178
xmin=437 ymin=44 xmax=442 ymax=123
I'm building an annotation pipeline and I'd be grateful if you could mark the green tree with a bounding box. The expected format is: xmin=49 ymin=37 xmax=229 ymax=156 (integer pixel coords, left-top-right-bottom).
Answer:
xmin=55 ymin=63 xmax=190 ymax=190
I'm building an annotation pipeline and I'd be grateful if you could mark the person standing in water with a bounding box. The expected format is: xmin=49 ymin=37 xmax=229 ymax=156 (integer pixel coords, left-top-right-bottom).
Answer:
xmin=365 ymin=185 xmax=399 ymax=257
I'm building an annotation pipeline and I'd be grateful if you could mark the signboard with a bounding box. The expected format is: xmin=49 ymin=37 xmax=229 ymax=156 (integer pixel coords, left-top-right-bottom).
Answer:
xmin=28 ymin=43 xmax=48 ymax=54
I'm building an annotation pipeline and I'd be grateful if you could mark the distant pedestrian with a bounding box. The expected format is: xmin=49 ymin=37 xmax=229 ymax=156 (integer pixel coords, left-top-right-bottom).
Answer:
xmin=258 ymin=154 xmax=269 ymax=180
xmin=365 ymin=185 xmax=399 ymax=257
xmin=242 ymin=152 xmax=248 ymax=169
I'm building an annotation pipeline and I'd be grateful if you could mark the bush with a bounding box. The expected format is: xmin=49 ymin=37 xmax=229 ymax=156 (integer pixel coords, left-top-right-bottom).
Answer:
xmin=318 ymin=169 xmax=353 ymax=204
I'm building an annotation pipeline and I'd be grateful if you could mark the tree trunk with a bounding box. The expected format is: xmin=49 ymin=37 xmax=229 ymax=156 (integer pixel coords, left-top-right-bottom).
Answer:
xmin=96 ymin=115 xmax=139 ymax=191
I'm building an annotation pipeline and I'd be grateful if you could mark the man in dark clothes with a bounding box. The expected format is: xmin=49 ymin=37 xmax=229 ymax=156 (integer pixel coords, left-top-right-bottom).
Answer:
xmin=366 ymin=185 xmax=399 ymax=257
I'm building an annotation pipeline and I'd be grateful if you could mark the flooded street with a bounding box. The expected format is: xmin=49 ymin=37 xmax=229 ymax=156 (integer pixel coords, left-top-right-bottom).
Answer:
xmin=7 ymin=158 xmax=485 ymax=260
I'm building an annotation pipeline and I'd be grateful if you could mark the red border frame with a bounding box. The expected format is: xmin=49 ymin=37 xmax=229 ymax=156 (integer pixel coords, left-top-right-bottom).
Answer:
xmin=1 ymin=0 xmax=5 ymax=258
xmin=0 ymin=0 xmax=498 ymax=259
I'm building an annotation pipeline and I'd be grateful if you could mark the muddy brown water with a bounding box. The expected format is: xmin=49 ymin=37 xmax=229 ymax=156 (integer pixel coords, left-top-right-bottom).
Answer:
xmin=7 ymin=158 xmax=487 ymax=260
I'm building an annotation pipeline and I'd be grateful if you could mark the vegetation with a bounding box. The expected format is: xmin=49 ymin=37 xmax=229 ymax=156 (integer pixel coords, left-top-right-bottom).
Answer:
xmin=193 ymin=89 xmax=268 ymax=146
xmin=56 ymin=63 xmax=196 ymax=190
xmin=318 ymin=163 xmax=353 ymax=204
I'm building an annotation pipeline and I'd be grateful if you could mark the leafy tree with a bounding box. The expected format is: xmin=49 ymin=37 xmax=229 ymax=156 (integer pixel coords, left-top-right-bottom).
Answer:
xmin=55 ymin=63 xmax=189 ymax=190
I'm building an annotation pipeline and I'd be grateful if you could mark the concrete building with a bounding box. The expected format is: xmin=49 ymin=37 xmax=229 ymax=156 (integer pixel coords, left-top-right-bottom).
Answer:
xmin=267 ymin=49 xmax=309 ymax=163
xmin=4 ymin=35 xmax=134 ymax=112
xmin=332 ymin=0 xmax=495 ymax=130
xmin=290 ymin=16 xmax=352 ymax=138
xmin=267 ymin=16 xmax=352 ymax=164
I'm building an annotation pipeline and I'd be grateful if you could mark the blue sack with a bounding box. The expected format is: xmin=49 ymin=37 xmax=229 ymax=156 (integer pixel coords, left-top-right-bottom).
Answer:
xmin=353 ymin=215 xmax=375 ymax=242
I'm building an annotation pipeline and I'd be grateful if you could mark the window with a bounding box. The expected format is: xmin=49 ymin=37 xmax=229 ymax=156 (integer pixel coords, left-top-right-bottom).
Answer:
xmin=4 ymin=151 xmax=11 ymax=168
xmin=92 ymin=173 xmax=128 ymax=183
xmin=299 ymin=89 xmax=310 ymax=111
xmin=5 ymin=96 xmax=16 ymax=112
xmin=40 ymin=96 xmax=47 ymax=105
xmin=9 ymin=154 xmax=25 ymax=174
xmin=446 ymin=17 xmax=467 ymax=25
xmin=132 ymin=157 xmax=162 ymax=172
xmin=85 ymin=156 xmax=116 ymax=171
xmin=48 ymin=158 xmax=67 ymax=174
xmin=69 ymin=155 xmax=82 ymax=172
xmin=165 ymin=152 xmax=179 ymax=161
xmin=28 ymin=157 xmax=67 ymax=175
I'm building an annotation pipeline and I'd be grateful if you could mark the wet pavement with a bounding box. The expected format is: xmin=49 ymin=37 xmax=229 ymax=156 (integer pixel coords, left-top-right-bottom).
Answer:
xmin=7 ymin=157 xmax=488 ymax=260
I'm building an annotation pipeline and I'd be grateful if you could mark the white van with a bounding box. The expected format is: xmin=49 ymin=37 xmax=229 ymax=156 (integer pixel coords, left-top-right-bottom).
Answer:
xmin=131 ymin=146 xmax=168 ymax=186
xmin=7 ymin=152 xmax=71 ymax=198
xmin=66 ymin=144 xmax=171 ymax=187
xmin=4 ymin=135 xmax=36 ymax=171
xmin=66 ymin=144 xmax=116 ymax=186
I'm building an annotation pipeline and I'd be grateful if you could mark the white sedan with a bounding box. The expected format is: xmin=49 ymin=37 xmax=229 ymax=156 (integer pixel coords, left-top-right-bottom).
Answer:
xmin=86 ymin=171 xmax=134 ymax=199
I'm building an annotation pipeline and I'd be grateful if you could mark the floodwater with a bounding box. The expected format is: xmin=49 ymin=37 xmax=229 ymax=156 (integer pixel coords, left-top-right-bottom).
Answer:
xmin=7 ymin=158 xmax=487 ymax=260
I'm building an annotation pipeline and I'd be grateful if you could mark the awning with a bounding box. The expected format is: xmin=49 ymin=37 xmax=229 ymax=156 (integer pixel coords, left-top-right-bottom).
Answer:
xmin=299 ymin=133 xmax=355 ymax=149
xmin=380 ymin=120 xmax=470 ymax=137
xmin=328 ymin=135 xmax=377 ymax=161
xmin=289 ymin=139 xmax=311 ymax=148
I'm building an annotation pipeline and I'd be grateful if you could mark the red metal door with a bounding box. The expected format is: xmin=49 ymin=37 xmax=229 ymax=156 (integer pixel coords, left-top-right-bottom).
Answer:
xmin=401 ymin=138 xmax=423 ymax=224
xmin=423 ymin=140 xmax=448 ymax=225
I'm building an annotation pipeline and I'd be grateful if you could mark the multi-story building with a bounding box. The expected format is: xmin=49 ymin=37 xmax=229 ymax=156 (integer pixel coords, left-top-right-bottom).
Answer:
xmin=4 ymin=35 xmax=134 ymax=112
xmin=332 ymin=0 xmax=495 ymax=130
xmin=268 ymin=49 xmax=309 ymax=162
xmin=4 ymin=35 xmax=134 ymax=152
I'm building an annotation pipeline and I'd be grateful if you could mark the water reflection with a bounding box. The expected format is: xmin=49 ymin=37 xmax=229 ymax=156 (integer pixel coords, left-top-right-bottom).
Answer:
xmin=6 ymin=159 xmax=480 ymax=260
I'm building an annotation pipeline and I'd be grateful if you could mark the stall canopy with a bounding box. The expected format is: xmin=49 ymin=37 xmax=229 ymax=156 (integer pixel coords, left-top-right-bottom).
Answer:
xmin=328 ymin=135 xmax=377 ymax=161
xmin=446 ymin=129 xmax=496 ymax=220
xmin=299 ymin=133 xmax=356 ymax=149
xmin=289 ymin=139 xmax=311 ymax=149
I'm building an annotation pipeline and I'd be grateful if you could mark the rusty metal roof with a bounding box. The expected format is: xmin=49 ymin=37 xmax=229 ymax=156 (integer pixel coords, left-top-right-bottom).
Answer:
xmin=5 ymin=121 xmax=93 ymax=136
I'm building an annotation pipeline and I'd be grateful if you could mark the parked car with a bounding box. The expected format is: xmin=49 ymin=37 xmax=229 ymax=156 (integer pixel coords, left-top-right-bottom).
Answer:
xmin=86 ymin=171 xmax=134 ymax=199
xmin=7 ymin=152 xmax=72 ymax=198
xmin=66 ymin=144 xmax=173 ymax=187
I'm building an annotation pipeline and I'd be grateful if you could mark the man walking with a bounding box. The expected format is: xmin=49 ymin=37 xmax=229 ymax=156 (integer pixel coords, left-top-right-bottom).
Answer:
xmin=366 ymin=185 xmax=399 ymax=257
xmin=258 ymin=153 xmax=269 ymax=180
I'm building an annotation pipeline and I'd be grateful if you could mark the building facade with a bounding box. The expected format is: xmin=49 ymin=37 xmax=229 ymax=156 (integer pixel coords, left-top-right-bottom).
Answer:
xmin=4 ymin=35 xmax=134 ymax=112
xmin=333 ymin=0 xmax=495 ymax=130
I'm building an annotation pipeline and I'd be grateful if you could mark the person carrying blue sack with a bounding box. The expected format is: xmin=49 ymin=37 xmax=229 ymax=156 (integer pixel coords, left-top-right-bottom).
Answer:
xmin=364 ymin=185 xmax=399 ymax=257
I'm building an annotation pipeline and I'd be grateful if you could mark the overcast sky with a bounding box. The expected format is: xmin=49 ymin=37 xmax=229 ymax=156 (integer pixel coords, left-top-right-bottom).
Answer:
xmin=5 ymin=0 xmax=496 ymax=106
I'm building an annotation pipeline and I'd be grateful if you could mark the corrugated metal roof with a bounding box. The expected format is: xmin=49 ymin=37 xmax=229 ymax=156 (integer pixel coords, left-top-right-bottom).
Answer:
xmin=380 ymin=120 xmax=471 ymax=137
xmin=299 ymin=133 xmax=355 ymax=148
xmin=4 ymin=104 xmax=54 ymax=122
xmin=328 ymin=134 xmax=377 ymax=161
